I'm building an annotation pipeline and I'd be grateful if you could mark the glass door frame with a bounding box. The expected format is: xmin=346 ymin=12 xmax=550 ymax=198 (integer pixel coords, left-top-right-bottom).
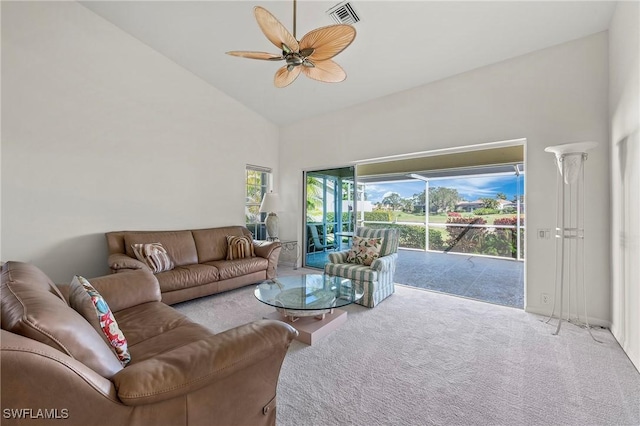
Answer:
xmin=303 ymin=166 xmax=357 ymax=269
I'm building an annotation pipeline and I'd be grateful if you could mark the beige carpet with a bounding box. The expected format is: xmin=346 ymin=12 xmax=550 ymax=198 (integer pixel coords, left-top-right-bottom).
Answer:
xmin=173 ymin=270 xmax=640 ymax=426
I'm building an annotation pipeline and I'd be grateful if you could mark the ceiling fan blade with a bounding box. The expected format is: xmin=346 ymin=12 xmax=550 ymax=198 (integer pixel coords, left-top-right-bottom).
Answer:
xmin=299 ymin=25 xmax=356 ymax=62
xmin=226 ymin=51 xmax=283 ymax=61
xmin=274 ymin=65 xmax=301 ymax=88
xmin=254 ymin=6 xmax=300 ymax=53
xmin=302 ymin=59 xmax=347 ymax=83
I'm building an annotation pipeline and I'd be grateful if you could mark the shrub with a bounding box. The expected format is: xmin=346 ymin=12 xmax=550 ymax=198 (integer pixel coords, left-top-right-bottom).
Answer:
xmin=429 ymin=228 xmax=445 ymax=250
xmin=473 ymin=208 xmax=500 ymax=216
xmin=493 ymin=217 xmax=525 ymax=226
xmin=360 ymin=216 xmax=525 ymax=259
xmin=447 ymin=212 xmax=461 ymax=217
xmin=364 ymin=210 xmax=393 ymax=222
xmin=444 ymin=217 xmax=487 ymax=254
xmin=491 ymin=217 xmax=525 ymax=258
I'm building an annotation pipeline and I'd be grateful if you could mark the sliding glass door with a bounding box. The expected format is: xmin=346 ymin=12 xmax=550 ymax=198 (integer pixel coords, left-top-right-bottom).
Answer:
xmin=304 ymin=167 xmax=356 ymax=269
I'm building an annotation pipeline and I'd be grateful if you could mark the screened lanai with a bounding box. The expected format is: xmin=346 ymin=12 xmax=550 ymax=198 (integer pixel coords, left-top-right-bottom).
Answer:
xmin=303 ymin=144 xmax=526 ymax=308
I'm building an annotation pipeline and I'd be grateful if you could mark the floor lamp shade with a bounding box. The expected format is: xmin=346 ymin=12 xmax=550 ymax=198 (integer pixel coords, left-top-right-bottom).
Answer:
xmin=259 ymin=192 xmax=281 ymax=241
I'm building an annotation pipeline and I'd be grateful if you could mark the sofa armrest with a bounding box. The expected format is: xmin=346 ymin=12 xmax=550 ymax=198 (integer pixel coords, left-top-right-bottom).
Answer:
xmin=254 ymin=241 xmax=282 ymax=279
xmin=253 ymin=240 xmax=281 ymax=259
xmin=328 ymin=250 xmax=350 ymax=264
xmin=89 ymin=270 xmax=162 ymax=312
xmin=113 ymin=320 xmax=297 ymax=406
xmin=108 ymin=253 xmax=149 ymax=273
xmin=370 ymin=253 xmax=398 ymax=272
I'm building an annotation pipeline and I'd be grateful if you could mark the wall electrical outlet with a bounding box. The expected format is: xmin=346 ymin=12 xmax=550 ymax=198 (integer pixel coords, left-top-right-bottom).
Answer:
xmin=537 ymin=229 xmax=551 ymax=239
xmin=541 ymin=293 xmax=551 ymax=305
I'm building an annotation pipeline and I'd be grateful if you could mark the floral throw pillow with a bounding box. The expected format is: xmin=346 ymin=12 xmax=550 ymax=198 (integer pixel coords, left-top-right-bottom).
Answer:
xmin=131 ymin=242 xmax=174 ymax=273
xmin=346 ymin=236 xmax=384 ymax=266
xmin=70 ymin=276 xmax=131 ymax=366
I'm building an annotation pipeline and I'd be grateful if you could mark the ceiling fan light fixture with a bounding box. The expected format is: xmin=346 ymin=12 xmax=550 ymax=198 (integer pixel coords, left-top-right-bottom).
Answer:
xmin=225 ymin=1 xmax=356 ymax=88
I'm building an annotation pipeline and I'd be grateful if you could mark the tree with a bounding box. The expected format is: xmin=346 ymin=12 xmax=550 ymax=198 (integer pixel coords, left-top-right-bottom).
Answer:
xmin=496 ymin=192 xmax=507 ymax=200
xmin=429 ymin=187 xmax=460 ymax=213
xmin=413 ymin=191 xmax=426 ymax=205
xmin=481 ymin=197 xmax=499 ymax=209
xmin=381 ymin=192 xmax=404 ymax=211
xmin=306 ymin=176 xmax=323 ymax=212
xmin=401 ymin=198 xmax=414 ymax=213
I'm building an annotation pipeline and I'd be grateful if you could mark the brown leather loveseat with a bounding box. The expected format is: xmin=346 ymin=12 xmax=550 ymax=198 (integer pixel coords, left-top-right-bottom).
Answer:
xmin=1 ymin=261 xmax=297 ymax=426
xmin=106 ymin=226 xmax=281 ymax=305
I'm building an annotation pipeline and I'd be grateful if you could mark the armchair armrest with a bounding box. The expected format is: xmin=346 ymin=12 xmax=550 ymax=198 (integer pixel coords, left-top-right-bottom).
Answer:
xmin=108 ymin=253 xmax=149 ymax=272
xmin=370 ymin=253 xmax=398 ymax=272
xmin=328 ymin=250 xmax=350 ymax=264
xmin=113 ymin=320 xmax=297 ymax=406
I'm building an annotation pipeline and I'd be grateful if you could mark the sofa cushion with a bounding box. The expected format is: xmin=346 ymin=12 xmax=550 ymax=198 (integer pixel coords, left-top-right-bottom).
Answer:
xmin=113 ymin=301 xmax=214 ymax=364
xmin=69 ymin=275 xmax=131 ymax=366
xmin=192 ymin=226 xmax=250 ymax=263
xmin=226 ymin=235 xmax=255 ymax=260
xmin=207 ymin=257 xmax=268 ymax=281
xmin=154 ymin=264 xmax=219 ymax=293
xmin=124 ymin=231 xmax=197 ymax=267
xmin=0 ymin=261 xmax=124 ymax=379
xmin=346 ymin=236 xmax=383 ymax=266
xmin=131 ymin=242 xmax=174 ymax=273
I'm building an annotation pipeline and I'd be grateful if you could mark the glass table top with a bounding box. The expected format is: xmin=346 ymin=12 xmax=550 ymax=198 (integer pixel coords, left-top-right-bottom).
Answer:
xmin=254 ymin=274 xmax=363 ymax=311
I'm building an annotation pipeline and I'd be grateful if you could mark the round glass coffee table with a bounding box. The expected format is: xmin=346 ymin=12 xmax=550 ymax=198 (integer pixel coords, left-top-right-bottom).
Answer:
xmin=255 ymin=274 xmax=363 ymax=345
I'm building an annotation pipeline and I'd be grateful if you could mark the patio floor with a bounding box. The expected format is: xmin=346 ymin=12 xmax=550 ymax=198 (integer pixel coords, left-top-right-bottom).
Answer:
xmin=305 ymin=248 xmax=524 ymax=309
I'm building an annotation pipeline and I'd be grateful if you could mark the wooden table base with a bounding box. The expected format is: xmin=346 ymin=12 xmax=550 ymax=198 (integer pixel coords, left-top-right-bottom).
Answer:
xmin=264 ymin=308 xmax=347 ymax=345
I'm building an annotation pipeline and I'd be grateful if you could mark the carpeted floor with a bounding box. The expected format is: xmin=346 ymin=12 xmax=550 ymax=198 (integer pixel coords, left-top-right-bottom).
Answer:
xmin=173 ymin=271 xmax=640 ymax=426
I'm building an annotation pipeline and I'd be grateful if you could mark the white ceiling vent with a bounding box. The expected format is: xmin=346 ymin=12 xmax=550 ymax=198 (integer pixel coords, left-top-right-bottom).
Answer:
xmin=327 ymin=2 xmax=360 ymax=25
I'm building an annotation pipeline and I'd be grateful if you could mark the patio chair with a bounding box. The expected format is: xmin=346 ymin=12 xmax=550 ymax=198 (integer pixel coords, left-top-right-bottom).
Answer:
xmin=324 ymin=227 xmax=399 ymax=308
xmin=307 ymin=224 xmax=337 ymax=252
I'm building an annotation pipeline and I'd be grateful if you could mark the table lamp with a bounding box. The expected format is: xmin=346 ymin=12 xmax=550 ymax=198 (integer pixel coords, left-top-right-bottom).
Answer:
xmin=259 ymin=191 xmax=281 ymax=241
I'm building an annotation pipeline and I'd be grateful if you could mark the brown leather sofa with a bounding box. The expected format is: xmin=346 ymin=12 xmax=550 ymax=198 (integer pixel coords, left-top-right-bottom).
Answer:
xmin=1 ymin=261 xmax=297 ymax=426
xmin=106 ymin=226 xmax=281 ymax=305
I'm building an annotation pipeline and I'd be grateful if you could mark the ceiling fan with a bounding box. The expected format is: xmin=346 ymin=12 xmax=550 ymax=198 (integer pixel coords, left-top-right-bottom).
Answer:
xmin=226 ymin=0 xmax=356 ymax=88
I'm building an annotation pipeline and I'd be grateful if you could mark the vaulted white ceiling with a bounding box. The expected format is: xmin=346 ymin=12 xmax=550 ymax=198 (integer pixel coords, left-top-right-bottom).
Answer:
xmin=81 ymin=1 xmax=616 ymax=125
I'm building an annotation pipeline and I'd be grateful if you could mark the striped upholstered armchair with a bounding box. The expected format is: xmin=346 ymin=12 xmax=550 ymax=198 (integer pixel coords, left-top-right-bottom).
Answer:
xmin=324 ymin=227 xmax=399 ymax=308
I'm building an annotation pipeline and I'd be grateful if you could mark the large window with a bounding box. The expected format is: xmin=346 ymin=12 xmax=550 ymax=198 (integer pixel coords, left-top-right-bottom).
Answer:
xmin=246 ymin=165 xmax=271 ymax=240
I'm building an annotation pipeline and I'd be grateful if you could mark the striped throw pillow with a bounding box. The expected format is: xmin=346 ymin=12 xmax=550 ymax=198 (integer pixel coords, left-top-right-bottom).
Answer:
xmin=226 ymin=235 xmax=255 ymax=260
xmin=131 ymin=242 xmax=174 ymax=273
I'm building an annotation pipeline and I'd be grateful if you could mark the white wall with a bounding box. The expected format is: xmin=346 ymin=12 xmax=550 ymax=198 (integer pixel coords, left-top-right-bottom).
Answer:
xmin=609 ymin=1 xmax=640 ymax=371
xmin=1 ymin=2 xmax=279 ymax=282
xmin=280 ymin=32 xmax=611 ymax=324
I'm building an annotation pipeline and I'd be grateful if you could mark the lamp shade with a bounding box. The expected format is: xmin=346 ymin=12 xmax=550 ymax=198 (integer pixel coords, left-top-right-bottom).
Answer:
xmin=545 ymin=141 xmax=598 ymax=185
xmin=259 ymin=192 xmax=281 ymax=213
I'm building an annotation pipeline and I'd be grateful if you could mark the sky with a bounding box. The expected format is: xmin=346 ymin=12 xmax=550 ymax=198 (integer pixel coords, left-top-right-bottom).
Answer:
xmin=364 ymin=175 xmax=524 ymax=203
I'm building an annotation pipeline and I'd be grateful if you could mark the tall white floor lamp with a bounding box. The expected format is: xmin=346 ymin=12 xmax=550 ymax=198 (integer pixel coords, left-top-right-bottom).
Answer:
xmin=544 ymin=141 xmax=599 ymax=340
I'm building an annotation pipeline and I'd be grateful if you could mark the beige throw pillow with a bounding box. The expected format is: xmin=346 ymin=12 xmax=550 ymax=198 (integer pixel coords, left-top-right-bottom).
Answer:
xmin=226 ymin=235 xmax=255 ymax=260
xmin=131 ymin=242 xmax=174 ymax=273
